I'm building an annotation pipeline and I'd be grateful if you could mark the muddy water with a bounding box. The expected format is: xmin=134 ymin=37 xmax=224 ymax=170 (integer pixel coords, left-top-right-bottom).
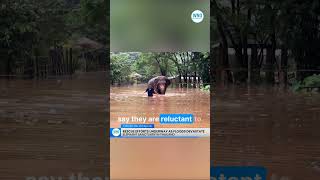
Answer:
xmin=110 ymin=85 xmax=210 ymax=128
xmin=110 ymin=85 xmax=210 ymax=180
xmin=1 ymin=74 xmax=320 ymax=180
xmin=213 ymin=86 xmax=320 ymax=180
xmin=0 ymin=72 xmax=107 ymax=180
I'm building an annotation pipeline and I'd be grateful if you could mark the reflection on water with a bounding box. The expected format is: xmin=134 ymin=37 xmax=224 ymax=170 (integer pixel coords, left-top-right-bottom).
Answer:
xmin=0 ymin=72 xmax=107 ymax=179
xmin=213 ymin=86 xmax=320 ymax=180
xmin=110 ymin=85 xmax=210 ymax=180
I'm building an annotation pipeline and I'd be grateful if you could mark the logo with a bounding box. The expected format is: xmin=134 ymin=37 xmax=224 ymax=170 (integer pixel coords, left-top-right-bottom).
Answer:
xmin=112 ymin=128 xmax=121 ymax=137
xmin=191 ymin=10 xmax=204 ymax=23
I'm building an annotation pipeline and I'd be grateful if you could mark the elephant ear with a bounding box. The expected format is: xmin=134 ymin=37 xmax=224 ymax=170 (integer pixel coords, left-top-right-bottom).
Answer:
xmin=165 ymin=78 xmax=171 ymax=86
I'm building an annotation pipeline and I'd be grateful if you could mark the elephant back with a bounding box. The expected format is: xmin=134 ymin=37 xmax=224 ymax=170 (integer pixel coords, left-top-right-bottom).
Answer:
xmin=148 ymin=76 xmax=170 ymax=87
xmin=147 ymin=77 xmax=158 ymax=86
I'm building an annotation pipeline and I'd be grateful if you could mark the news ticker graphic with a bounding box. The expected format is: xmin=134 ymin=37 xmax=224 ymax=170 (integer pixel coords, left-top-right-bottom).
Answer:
xmin=110 ymin=127 xmax=210 ymax=138
xmin=211 ymin=167 xmax=267 ymax=180
xmin=111 ymin=114 xmax=208 ymax=138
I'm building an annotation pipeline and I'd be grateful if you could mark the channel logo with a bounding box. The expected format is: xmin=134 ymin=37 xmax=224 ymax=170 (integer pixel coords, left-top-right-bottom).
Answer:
xmin=191 ymin=10 xmax=204 ymax=23
xmin=110 ymin=128 xmax=121 ymax=137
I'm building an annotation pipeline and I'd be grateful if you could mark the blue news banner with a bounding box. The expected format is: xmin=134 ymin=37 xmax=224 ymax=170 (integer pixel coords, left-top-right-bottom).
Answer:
xmin=110 ymin=114 xmax=211 ymax=138
xmin=110 ymin=124 xmax=154 ymax=138
xmin=211 ymin=167 xmax=266 ymax=180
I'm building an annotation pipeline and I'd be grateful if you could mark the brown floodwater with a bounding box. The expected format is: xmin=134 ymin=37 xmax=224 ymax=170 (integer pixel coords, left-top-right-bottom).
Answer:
xmin=110 ymin=85 xmax=210 ymax=128
xmin=1 ymin=73 xmax=320 ymax=180
xmin=0 ymin=72 xmax=107 ymax=180
xmin=212 ymin=85 xmax=320 ymax=180
xmin=110 ymin=85 xmax=210 ymax=180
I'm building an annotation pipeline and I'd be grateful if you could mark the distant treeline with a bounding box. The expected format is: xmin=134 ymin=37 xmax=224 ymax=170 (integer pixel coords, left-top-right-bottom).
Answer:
xmin=0 ymin=0 xmax=107 ymax=78
xmin=211 ymin=0 xmax=320 ymax=85
xmin=2 ymin=0 xmax=319 ymax=87
xmin=110 ymin=52 xmax=211 ymax=86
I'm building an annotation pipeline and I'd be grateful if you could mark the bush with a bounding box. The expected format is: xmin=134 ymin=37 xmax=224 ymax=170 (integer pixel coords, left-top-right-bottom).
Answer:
xmin=201 ymin=85 xmax=210 ymax=92
xmin=291 ymin=74 xmax=320 ymax=92
xmin=303 ymin=74 xmax=320 ymax=87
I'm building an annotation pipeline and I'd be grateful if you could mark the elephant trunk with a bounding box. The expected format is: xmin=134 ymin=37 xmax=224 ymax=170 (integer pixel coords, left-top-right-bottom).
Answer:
xmin=157 ymin=84 xmax=166 ymax=94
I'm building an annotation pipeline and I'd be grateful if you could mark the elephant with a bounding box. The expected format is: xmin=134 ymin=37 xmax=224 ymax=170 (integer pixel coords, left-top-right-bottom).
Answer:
xmin=147 ymin=76 xmax=171 ymax=95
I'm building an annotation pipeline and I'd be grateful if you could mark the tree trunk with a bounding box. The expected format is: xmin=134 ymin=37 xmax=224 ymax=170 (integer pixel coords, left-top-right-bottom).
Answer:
xmin=236 ymin=0 xmax=240 ymax=15
xmin=34 ymin=54 xmax=38 ymax=79
xmin=250 ymin=45 xmax=260 ymax=83
xmin=69 ymin=48 xmax=73 ymax=74
xmin=266 ymin=47 xmax=274 ymax=83
xmin=244 ymin=8 xmax=251 ymax=83
xmin=231 ymin=0 xmax=235 ymax=15
xmin=6 ymin=57 xmax=11 ymax=78
xmin=212 ymin=0 xmax=232 ymax=85
xmin=193 ymin=71 xmax=197 ymax=88
xmin=280 ymin=47 xmax=288 ymax=86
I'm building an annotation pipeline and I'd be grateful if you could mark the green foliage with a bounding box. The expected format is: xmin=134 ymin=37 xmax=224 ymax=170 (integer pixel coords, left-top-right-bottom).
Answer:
xmin=110 ymin=53 xmax=133 ymax=84
xmin=110 ymin=52 xmax=210 ymax=85
xmin=303 ymin=74 xmax=320 ymax=87
xmin=133 ymin=53 xmax=159 ymax=81
xmin=0 ymin=0 xmax=107 ymax=76
xmin=1 ymin=0 xmax=69 ymax=52
xmin=194 ymin=52 xmax=210 ymax=83
xmin=80 ymin=0 xmax=106 ymax=25
xmin=291 ymin=80 xmax=302 ymax=92
xmin=0 ymin=0 xmax=71 ymax=75
xmin=200 ymin=85 xmax=210 ymax=92
xmin=212 ymin=0 xmax=320 ymax=83
xmin=1 ymin=1 xmax=37 ymax=50
xmin=77 ymin=0 xmax=107 ymax=44
xmin=291 ymin=74 xmax=320 ymax=92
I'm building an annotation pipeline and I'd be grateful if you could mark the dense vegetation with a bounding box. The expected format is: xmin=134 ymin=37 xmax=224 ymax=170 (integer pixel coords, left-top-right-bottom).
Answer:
xmin=1 ymin=0 xmax=319 ymax=90
xmin=0 ymin=0 xmax=107 ymax=77
xmin=292 ymin=74 xmax=320 ymax=92
xmin=211 ymin=0 xmax=320 ymax=85
xmin=110 ymin=52 xmax=211 ymax=86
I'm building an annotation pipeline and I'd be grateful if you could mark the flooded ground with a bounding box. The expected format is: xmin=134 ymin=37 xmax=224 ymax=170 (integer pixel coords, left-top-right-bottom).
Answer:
xmin=110 ymin=85 xmax=210 ymax=128
xmin=110 ymin=85 xmax=210 ymax=180
xmin=1 ymin=73 xmax=320 ymax=180
xmin=212 ymin=86 xmax=320 ymax=180
xmin=0 ymin=72 xmax=107 ymax=180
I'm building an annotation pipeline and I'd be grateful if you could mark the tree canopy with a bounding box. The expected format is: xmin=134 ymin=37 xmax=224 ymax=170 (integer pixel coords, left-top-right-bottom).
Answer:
xmin=110 ymin=52 xmax=210 ymax=85
xmin=211 ymin=0 xmax=320 ymax=84
xmin=0 ymin=0 xmax=107 ymax=76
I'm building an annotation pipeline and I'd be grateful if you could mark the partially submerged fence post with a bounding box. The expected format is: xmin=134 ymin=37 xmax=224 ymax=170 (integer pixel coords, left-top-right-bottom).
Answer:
xmin=33 ymin=55 xmax=38 ymax=79
xmin=65 ymin=48 xmax=68 ymax=75
xmin=69 ymin=48 xmax=73 ymax=75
